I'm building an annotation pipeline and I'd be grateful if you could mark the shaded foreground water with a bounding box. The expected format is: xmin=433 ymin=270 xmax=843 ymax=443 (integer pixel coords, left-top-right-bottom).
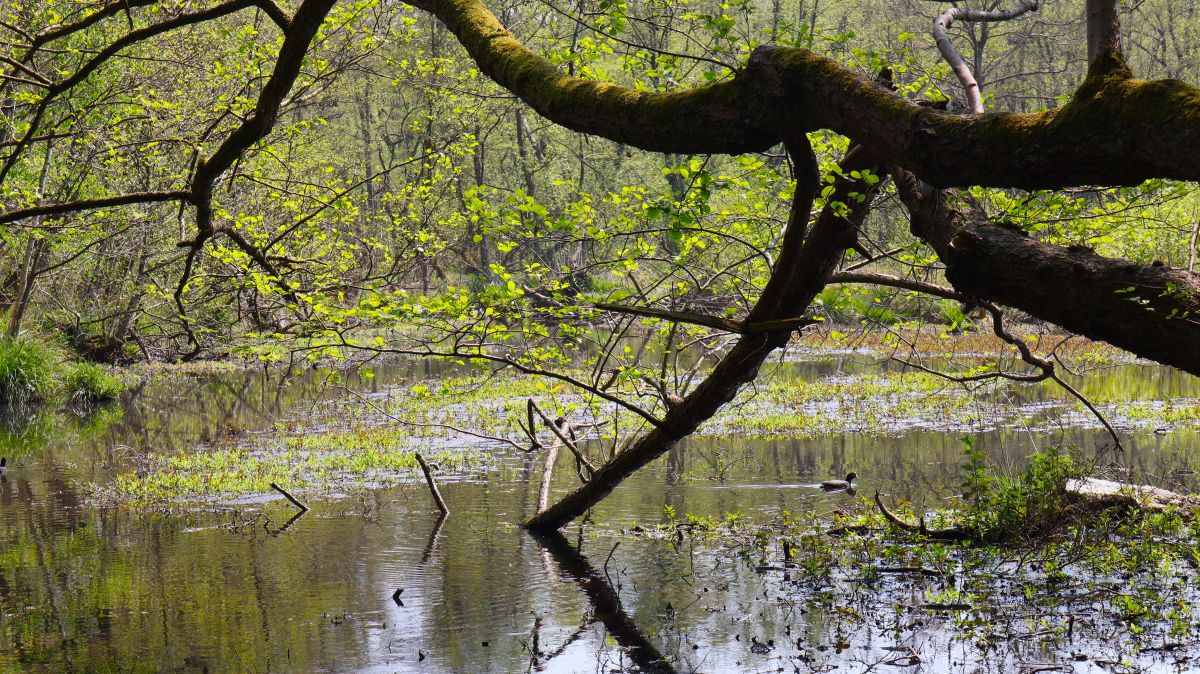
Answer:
xmin=2 ymin=353 xmax=1200 ymax=673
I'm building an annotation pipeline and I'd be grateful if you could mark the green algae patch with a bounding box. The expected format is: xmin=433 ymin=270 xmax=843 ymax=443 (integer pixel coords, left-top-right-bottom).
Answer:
xmin=95 ymin=429 xmax=481 ymax=507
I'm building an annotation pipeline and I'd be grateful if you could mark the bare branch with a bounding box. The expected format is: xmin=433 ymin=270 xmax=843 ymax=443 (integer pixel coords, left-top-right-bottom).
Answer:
xmin=528 ymin=398 xmax=597 ymax=477
xmin=593 ymin=302 xmax=817 ymax=334
xmin=0 ymin=191 xmax=193 ymax=225
xmin=932 ymin=1 xmax=1040 ymax=113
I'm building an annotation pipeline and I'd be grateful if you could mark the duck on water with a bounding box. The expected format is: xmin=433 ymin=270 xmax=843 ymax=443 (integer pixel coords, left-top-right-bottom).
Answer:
xmin=820 ymin=472 xmax=856 ymax=491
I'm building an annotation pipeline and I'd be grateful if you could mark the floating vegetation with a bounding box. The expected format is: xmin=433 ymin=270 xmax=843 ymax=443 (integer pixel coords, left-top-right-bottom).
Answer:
xmin=95 ymin=353 xmax=1200 ymax=508
xmin=620 ymin=445 xmax=1200 ymax=670
xmin=97 ymin=437 xmax=481 ymax=507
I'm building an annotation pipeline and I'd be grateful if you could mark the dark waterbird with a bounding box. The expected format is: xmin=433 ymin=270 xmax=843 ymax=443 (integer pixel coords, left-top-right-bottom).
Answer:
xmin=820 ymin=472 xmax=856 ymax=491
xmin=0 ymin=457 xmax=6 ymax=480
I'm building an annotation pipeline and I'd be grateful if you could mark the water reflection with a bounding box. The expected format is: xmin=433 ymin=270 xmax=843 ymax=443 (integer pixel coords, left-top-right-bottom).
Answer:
xmin=532 ymin=531 xmax=675 ymax=673
xmin=0 ymin=357 xmax=1197 ymax=672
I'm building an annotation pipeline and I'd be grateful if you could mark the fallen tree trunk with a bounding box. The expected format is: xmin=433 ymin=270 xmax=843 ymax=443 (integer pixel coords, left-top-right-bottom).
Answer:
xmin=524 ymin=145 xmax=880 ymax=531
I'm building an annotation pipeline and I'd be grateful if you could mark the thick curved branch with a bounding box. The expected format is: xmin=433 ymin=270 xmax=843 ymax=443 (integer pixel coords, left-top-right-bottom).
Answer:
xmin=1 ymin=0 xmax=283 ymax=184
xmin=161 ymin=0 xmax=334 ymax=359
xmin=26 ymin=0 xmax=288 ymax=51
xmin=191 ymin=0 xmax=336 ymax=211
xmin=411 ymin=0 xmax=1199 ymax=188
xmin=933 ymin=1 xmax=1040 ymax=113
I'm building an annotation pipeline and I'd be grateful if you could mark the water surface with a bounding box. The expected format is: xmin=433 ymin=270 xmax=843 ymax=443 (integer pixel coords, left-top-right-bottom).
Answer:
xmin=2 ymin=355 xmax=1198 ymax=673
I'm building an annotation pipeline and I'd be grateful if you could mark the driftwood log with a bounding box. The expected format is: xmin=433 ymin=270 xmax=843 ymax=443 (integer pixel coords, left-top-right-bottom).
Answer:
xmin=1065 ymin=477 xmax=1199 ymax=514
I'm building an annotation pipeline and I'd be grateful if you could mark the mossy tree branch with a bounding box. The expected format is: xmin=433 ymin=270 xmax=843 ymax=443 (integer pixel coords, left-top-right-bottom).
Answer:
xmin=894 ymin=168 xmax=1200 ymax=379
xmin=409 ymin=0 xmax=1200 ymax=189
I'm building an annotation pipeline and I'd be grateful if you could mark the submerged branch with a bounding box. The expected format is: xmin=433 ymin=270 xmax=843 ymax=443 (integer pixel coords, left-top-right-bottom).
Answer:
xmin=415 ymin=452 xmax=451 ymax=516
xmin=874 ymin=491 xmax=973 ymax=541
xmin=269 ymin=482 xmax=310 ymax=512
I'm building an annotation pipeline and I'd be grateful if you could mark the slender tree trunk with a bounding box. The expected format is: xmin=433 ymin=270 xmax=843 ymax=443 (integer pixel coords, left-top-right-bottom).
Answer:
xmin=5 ymin=146 xmax=52 ymax=339
xmin=5 ymin=237 xmax=40 ymax=338
xmin=357 ymin=81 xmax=376 ymax=222
xmin=1087 ymin=0 xmax=1122 ymax=62
xmin=514 ymin=109 xmax=537 ymax=195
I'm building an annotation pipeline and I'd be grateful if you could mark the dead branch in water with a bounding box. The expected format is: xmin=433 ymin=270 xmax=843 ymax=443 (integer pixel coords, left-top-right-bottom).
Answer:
xmin=269 ymin=482 xmax=309 ymax=513
xmin=537 ymin=442 xmax=560 ymax=514
xmin=874 ymin=491 xmax=973 ymax=541
xmin=415 ymin=452 xmax=450 ymax=516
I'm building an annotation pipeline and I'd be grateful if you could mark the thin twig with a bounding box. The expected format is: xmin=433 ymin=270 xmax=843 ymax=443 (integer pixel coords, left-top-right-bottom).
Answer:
xmin=528 ymin=399 xmax=597 ymax=477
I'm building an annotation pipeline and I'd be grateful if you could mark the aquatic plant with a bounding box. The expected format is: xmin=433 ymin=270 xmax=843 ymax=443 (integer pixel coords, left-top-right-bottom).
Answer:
xmin=958 ymin=441 xmax=1083 ymax=542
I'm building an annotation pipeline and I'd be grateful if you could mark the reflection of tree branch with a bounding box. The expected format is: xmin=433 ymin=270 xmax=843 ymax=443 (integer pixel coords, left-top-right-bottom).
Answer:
xmin=266 ymin=508 xmax=306 ymax=535
xmin=420 ymin=513 xmax=447 ymax=565
xmin=530 ymin=531 xmax=677 ymax=674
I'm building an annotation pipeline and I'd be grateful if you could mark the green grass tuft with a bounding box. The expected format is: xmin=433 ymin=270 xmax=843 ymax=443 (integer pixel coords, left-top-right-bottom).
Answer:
xmin=65 ymin=362 xmax=125 ymax=403
xmin=0 ymin=337 xmax=61 ymax=403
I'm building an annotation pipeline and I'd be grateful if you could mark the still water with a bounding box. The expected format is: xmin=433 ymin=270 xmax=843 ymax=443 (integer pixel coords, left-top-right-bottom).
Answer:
xmin=1 ymin=355 xmax=1198 ymax=673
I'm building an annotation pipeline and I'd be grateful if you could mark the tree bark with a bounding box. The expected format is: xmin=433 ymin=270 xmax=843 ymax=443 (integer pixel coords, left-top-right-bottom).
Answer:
xmin=897 ymin=172 xmax=1200 ymax=377
xmin=1087 ymin=0 xmax=1122 ymax=63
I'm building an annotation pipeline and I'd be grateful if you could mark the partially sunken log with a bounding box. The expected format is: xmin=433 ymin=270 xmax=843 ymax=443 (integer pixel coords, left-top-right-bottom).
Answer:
xmin=874 ymin=491 xmax=973 ymax=541
xmin=1066 ymin=477 xmax=1199 ymax=513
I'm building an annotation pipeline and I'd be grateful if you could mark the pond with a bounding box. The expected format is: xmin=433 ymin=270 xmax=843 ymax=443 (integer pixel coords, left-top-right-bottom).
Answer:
xmin=1 ymin=349 xmax=1199 ymax=673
